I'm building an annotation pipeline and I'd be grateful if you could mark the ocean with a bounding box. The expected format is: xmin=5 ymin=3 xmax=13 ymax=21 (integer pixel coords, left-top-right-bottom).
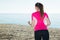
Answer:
xmin=0 ymin=13 xmax=60 ymax=28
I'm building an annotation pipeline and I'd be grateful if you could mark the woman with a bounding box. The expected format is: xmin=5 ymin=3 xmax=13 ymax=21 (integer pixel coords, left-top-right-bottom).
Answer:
xmin=28 ymin=2 xmax=51 ymax=40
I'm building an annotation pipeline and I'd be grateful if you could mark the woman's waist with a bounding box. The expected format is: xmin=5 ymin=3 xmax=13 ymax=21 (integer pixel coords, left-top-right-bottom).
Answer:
xmin=34 ymin=25 xmax=47 ymax=29
xmin=34 ymin=28 xmax=48 ymax=31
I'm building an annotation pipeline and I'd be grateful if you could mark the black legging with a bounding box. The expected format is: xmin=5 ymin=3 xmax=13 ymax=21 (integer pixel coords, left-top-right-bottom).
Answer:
xmin=34 ymin=30 xmax=49 ymax=40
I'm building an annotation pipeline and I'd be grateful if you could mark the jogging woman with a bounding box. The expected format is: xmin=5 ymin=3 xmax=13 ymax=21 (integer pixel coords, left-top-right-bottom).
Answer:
xmin=28 ymin=2 xmax=51 ymax=40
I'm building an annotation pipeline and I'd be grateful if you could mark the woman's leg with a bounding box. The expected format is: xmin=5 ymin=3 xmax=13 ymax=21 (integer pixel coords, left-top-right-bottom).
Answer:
xmin=34 ymin=31 xmax=41 ymax=40
xmin=42 ymin=30 xmax=49 ymax=40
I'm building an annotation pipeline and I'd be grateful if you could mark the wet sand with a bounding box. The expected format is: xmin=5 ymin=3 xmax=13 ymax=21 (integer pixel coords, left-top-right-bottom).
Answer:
xmin=0 ymin=24 xmax=60 ymax=40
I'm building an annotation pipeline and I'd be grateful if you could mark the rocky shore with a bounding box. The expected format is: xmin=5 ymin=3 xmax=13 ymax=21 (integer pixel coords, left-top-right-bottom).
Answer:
xmin=0 ymin=24 xmax=60 ymax=40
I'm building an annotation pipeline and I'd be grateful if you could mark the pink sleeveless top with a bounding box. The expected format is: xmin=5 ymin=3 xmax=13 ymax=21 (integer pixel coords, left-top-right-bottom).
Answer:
xmin=32 ymin=11 xmax=49 ymax=31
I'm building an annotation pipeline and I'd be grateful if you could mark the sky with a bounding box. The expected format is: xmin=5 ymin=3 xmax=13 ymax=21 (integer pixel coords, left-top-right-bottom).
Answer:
xmin=0 ymin=0 xmax=60 ymax=14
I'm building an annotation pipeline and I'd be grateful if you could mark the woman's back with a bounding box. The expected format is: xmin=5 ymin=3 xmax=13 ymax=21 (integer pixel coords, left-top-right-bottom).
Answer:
xmin=32 ymin=11 xmax=49 ymax=31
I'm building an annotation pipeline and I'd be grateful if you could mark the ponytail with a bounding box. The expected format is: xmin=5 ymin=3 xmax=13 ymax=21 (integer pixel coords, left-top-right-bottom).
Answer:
xmin=35 ymin=2 xmax=44 ymax=17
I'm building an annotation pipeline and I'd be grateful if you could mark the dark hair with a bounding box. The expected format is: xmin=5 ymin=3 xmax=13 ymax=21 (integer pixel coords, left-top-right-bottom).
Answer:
xmin=35 ymin=2 xmax=44 ymax=17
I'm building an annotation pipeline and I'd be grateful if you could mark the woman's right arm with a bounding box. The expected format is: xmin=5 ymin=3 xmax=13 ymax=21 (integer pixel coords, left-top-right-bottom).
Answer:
xmin=46 ymin=17 xmax=51 ymax=26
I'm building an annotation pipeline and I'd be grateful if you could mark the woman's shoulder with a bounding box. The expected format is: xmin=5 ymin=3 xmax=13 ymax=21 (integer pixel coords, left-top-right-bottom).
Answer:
xmin=44 ymin=12 xmax=49 ymax=18
xmin=44 ymin=12 xmax=48 ymax=15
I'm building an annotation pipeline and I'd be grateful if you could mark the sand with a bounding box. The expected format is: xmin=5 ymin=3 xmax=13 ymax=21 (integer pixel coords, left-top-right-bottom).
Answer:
xmin=0 ymin=24 xmax=60 ymax=40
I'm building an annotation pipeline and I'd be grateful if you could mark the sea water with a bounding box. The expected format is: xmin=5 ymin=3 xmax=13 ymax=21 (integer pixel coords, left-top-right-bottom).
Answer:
xmin=0 ymin=13 xmax=60 ymax=28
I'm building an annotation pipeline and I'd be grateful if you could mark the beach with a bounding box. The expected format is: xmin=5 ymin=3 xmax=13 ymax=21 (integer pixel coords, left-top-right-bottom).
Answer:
xmin=0 ymin=24 xmax=60 ymax=40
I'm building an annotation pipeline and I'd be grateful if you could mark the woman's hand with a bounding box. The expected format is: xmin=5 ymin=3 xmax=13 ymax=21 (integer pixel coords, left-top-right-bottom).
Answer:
xmin=28 ymin=21 xmax=33 ymax=27
xmin=28 ymin=21 xmax=31 ymax=25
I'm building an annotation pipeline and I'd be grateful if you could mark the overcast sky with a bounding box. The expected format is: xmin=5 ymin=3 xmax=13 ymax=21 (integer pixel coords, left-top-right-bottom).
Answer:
xmin=0 ymin=0 xmax=60 ymax=14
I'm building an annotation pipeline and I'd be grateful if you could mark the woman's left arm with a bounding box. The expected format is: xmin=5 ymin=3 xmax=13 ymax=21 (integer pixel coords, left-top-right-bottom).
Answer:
xmin=30 ymin=20 xmax=35 ymax=27
xmin=28 ymin=16 xmax=37 ymax=27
